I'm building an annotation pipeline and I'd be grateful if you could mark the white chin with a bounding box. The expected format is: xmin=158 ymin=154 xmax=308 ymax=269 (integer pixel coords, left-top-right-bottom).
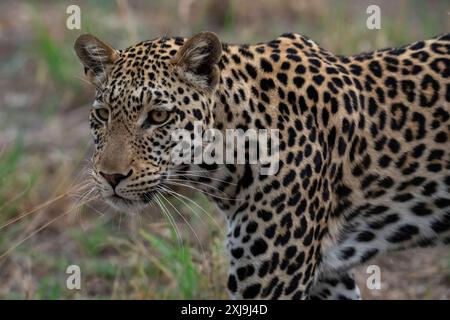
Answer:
xmin=104 ymin=195 xmax=150 ymax=211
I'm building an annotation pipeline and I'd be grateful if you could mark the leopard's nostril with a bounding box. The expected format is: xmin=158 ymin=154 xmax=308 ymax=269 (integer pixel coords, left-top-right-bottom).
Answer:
xmin=100 ymin=169 xmax=133 ymax=189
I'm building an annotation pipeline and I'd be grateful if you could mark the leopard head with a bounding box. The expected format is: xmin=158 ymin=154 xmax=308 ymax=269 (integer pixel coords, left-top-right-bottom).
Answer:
xmin=74 ymin=32 xmax=222 ymax=210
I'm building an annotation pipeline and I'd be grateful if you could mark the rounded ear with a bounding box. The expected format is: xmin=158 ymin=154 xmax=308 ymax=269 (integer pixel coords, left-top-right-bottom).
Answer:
xmin=174 ymin=31 xmax=222 ymax=90
xmin=74 ymin=34 xmax=118 ymax=84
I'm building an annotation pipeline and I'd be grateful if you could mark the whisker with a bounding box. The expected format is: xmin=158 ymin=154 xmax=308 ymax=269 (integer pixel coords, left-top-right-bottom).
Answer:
xmin=165 ymin=172 xmax=237 ymax=186
xmin=0 ymin=177 xmax=33 ymax=213
xmin=74 ymin=75 xmax=95 ymax=86
xmin=163 ymin=179 xmax=243 ymax=201
xmin=158 ymin=185 xmax=224 ymax=234
xmin=165 ymin=177 xmax=235 ymax=196
xmin=154 ymin=194 xmax=183 ymax=250
xmin=156 ymin=185 xmax=208 ymax=227
xmin=156 ymin=190 xmax=207 ymax=261
xmin=0 ymin=196 xmax=99 ymax=262
xmin=82 ymin=202 xmax=106 ymax=217
xmin=171 ymin=166 xmax=226 ymax=174
xmin=0 ymin=182 xmax=92 ymax=231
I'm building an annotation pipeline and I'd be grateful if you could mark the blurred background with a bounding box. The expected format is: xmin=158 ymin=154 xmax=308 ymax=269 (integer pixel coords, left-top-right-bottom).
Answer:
xmin=0 ymin=0 xmax=449 ymax=299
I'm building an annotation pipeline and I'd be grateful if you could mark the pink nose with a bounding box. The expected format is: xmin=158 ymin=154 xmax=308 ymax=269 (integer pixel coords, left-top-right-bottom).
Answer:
xmin=100 ymin=170 xmax=132 ymax=189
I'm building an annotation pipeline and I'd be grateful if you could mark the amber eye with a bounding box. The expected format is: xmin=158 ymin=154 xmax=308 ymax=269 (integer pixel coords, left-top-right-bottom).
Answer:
xmin=93 ymin=107 xmax=109 ymax=122
xmin=144 ymin=109 xmax=169 ymax=128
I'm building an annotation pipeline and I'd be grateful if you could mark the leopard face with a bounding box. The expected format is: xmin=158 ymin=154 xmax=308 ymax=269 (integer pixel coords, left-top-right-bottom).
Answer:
xmin=74 ymin=33 xmax=222 ymax=210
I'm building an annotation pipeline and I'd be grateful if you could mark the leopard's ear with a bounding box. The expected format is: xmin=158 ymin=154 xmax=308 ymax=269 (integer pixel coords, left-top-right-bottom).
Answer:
xmin=74 ymin=34 xmax=118 ymax=85
xmin=174 ymin=31 xmax=222 ymax=90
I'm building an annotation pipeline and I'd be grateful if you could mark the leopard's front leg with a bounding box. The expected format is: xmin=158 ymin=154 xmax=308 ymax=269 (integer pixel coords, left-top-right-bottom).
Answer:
xmin=225 ymin=201 xmax=323 ymax=300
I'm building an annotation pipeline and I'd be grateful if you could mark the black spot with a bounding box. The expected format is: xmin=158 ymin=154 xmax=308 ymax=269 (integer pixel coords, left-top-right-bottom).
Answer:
xmin=270 ymin=53 xmax=280 ymax=62
xmin=368 ymin=60 xmax=382 ymax=78
xmin=246 ymin=221 xmax=258 ymax=234
xmin=285 ymin=273 xmax=302 ymax=295
xmin=231 ymin=54 xmax=241 ymax=64
xmin=387 ymin=224 xmax=419 ymax=243
xmin=388 ymin=139 xmax=401 ymax=153
xmin=356 ymin=231 xmax=375 ymax=242
xmin=367 ymin=205 xmax=389 ymax=215
xmin=369 ymin=214 xmax=400 ymax=229
xmin=360 ymin=248 xmax=379 ymax=263
xmin=293 ymin=76 xmax=305 ymax=88
xmin=260 ymin=78 xmax=276 ymax=91
xmin=265 ymin=224 xmax=276 ymax=239
xmin=435 ymin=131 xmax=447 ymax=143
xmin=428 ymin=149 xmax=444 ymax=161
xmin=250 ymin=238 xmax=268 ymax=256
xmin=277 ymin=73 xmax=288 ymax=85
xmin=192 ymin=109 xmax=202 ymax=120
xmin=306 ymin=85 xmax=318 ymax=102
xmin=240 ymin=164 xmax=254 ymax=188
xmin=283 ymin=170 xmax=296 ymax=187
xmin=281 ymin=61 xmax=291 ymax=70
xmin=393 ymin=193 xmax=414 ymax=202
xmin=435 ymin=198 xmax=450 ymax=208
xmin=338 ymin=137 xmax=347 ymax=156
xmin=237 ymin=265 xmax=255 ymax=281
xmin=245 ymin=63 xmax=257 ymax=79
xmin=257 ymin=209 xmax=273 ymax=222
xmin=231 ymin=248 xmax=244 ymax=259
xmin=336 ymin=184 xmax=352 ymax=197
xmin=261 ymin=276 xmax=279 ymax=298
xmin=431 ymin=212 xmax=450 ymax=233
xmin=378 ymin=177 xmax=394 ymax=188
xmin=258 ymin=261 xmax=271 ymax=278
xmin=412 ymin=144 xmax=426 ymax=158
xmin=340 ymin=247 xmax=356 ymax=259
xmin=260 ymin=58 xmax=273 ymax=72
xmin=227 ymin=274 xmax=237 ymax=292
xmin=242 ymin=283 xmax=261 ymax=299
xmin=423 ymin=181 xmax=437 ymax=196
xmin=419 ymin=74 xmax=440 ymax=107
xmin=410 ymin=41 xmax=425 ymax=50
xmin=312 ymin=75 xmax=325 ymax=85
xmin=427 ymin=163 xmax=442 ymax=172
xmin=302 ymin=228 xmax=314 ymax=246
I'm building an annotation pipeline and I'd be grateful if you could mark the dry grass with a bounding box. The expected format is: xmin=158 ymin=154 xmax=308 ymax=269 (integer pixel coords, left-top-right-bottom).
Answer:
xmin=0 ymin=0 xmax=449 ymax=299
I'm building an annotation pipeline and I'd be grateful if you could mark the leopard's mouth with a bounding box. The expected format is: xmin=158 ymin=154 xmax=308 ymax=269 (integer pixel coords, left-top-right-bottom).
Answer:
xmin=103 ymin=191 xmax=156 ymax=211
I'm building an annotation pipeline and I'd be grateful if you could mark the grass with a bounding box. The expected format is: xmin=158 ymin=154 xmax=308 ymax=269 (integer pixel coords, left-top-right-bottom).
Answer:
xmin=0 ymin=139 xmax=39 ymax=224
xmin=139 ymin=229 xmax=200 ymax=299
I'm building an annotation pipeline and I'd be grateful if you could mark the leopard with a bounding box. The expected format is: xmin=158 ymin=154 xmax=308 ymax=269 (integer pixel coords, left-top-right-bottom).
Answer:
xmin=74 ymin=31 xmax=450 ymax=299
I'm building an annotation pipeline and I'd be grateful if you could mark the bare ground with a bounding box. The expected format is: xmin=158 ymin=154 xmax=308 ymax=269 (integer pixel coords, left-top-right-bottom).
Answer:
xmin=356 ymin=248 xmax=450 ymax=299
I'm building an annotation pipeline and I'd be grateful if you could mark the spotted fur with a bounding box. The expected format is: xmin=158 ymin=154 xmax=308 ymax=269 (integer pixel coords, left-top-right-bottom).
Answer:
xmin=75 ymin=31 xmax=450 ymax=299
